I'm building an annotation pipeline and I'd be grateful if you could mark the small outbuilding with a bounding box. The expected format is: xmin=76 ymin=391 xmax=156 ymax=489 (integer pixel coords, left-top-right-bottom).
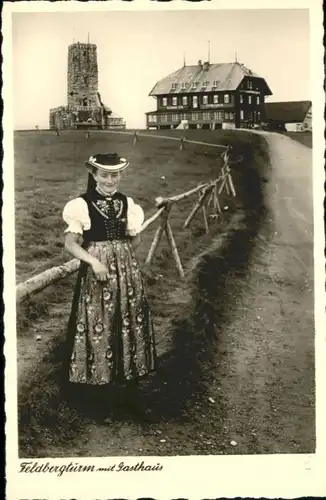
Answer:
xmin=265 ymin=101 xmax=312 ymax=132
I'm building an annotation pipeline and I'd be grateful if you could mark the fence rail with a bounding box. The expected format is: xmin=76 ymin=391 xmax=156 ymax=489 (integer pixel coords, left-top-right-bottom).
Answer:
xmin=16 ymin=137 xmax=237 ymax=304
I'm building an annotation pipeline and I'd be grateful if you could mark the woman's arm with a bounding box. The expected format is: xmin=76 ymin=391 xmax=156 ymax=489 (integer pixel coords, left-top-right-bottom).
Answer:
xmin=64 ymin=233 xmax=109 ymax=281
xmin=130 ymin=234 xmax=141 ymax=250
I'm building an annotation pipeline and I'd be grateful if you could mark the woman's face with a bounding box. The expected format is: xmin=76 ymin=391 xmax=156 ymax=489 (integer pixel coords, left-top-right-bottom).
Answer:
xmin=93 ymin=169 xmax=121 ymax=195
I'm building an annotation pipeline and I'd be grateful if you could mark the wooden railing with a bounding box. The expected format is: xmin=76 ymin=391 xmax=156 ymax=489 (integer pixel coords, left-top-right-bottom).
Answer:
xmin=16 ymin=142 xmax=237 ymax=304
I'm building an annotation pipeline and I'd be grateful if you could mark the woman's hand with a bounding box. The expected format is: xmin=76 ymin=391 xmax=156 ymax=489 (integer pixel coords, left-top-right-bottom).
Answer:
xmin=91 ymin=260 xmax=110 ymax=281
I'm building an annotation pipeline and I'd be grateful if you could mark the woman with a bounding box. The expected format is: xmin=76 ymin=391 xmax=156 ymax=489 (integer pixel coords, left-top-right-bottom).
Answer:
xmin=62 ymin=153 xmax=156 ymax=396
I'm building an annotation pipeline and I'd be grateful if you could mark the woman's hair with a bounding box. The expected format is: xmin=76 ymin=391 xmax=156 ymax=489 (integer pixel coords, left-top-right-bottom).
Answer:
xmin=86 ymin=172 xmax=97 ymax=194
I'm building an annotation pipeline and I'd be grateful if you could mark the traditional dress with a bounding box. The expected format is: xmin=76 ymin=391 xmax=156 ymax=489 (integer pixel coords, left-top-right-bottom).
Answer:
xmin=63 ymin=188 xmax=156 ymax=385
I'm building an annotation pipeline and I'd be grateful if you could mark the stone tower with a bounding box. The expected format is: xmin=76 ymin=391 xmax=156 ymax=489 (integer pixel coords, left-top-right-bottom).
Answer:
xmin=67 ymin=42 xmax=98 ymax=108
xmin=49 ymin=41 xmax=126 ymax=130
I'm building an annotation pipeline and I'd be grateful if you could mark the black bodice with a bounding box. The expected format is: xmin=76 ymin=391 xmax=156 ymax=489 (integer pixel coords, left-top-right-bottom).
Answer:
xmin=80 ymin=191 xmax=128 ymax=243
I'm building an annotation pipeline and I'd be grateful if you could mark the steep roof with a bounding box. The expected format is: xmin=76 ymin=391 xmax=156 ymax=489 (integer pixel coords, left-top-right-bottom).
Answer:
xmin=265 ymin=101 xmax=311 ymax=123
xmin=149 ymin=61 xmax=272 ymax=96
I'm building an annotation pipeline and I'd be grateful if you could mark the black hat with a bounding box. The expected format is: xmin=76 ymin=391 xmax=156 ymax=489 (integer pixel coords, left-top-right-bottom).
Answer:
xmin=85 ymin=153 xmax=130 ymax=173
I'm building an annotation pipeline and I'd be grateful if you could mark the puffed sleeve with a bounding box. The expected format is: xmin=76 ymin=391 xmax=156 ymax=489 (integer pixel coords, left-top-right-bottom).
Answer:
xmin=62 ymin=197 xmax=90 ymax=234
xmin=126 ymin=197 xmax=145 ymax=236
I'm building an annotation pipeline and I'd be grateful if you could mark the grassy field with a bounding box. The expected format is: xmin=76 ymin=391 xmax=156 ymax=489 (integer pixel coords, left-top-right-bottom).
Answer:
xmin=283 ymin=131 xmax=312 ymax=148
xmin=15 ymin=129 xmax=268 ymax=456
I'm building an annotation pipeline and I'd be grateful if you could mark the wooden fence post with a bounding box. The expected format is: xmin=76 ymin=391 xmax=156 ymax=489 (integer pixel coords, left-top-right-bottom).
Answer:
xmin=184 ymin=186 xmax=212 ymax=229
xmin=180 ymin=136 xmax=186 ymax=151
xmin=86 ymin=129 xmax=90 ymax=140
xmin=145 ymin=206 xmax=169 ymax=266
xmin=202 ymin=204 xmax=209 ymax=233
xmin=133 ymin=131 xmax=139 ymax=146
xmin=165 ymin=219 xmax=184 ymax=278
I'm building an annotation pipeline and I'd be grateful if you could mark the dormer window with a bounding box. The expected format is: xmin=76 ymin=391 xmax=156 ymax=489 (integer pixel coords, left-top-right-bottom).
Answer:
xmin=171 ymin=83 xmax=177 ymax=90
xmin=182 ymin=82 xmax=187 ymax=90
xmin=202 ymin=81 xmax=209 ymax=88
xmin=213 ymin=80 xmax=220 ymax=87
xmin=192 ymin=82 xmax=197 ymax=89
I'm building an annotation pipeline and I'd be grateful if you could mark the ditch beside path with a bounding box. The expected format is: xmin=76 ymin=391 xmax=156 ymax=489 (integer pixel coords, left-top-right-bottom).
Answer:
xmin=45 ymin=132 xmax=315 ymax=456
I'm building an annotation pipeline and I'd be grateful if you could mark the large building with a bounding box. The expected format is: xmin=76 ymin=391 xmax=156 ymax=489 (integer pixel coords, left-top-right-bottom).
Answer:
xmin=146 ymin=60 xmax=272 ymax=130
xmin=49 ymin=42 xmax=125 ymax=130
xmin=265 ymin=101 xmax=312 ymax=132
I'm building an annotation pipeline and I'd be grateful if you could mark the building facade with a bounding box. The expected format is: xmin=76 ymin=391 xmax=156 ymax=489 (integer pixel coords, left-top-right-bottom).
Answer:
xmin=146 ymin=60 xmax=272 ymax=130
xmin=49 ymin=42 xmax=125 ymax=130
xmin=265 ymin=101 xmax=312 ymax=132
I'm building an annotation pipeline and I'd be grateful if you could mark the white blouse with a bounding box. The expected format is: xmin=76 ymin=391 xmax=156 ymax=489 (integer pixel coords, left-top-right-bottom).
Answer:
xmin=63 ymin=196 xmax=144 ymax=237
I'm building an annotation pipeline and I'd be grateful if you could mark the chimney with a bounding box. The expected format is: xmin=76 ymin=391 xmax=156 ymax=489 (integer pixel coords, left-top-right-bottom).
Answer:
xmin=203 ymin=61 xmax=210 ymax=71
xmin=198 ymin=59 xmax=203 ymax=67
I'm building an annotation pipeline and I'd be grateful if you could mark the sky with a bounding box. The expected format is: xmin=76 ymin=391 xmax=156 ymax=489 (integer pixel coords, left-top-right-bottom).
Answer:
xmin=12 ymin=9 xmax=310 ymax=130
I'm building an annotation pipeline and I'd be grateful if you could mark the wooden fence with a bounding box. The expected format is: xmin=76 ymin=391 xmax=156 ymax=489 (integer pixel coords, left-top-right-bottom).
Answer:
xmin=16 ymin=141 xmax=237 ymax=304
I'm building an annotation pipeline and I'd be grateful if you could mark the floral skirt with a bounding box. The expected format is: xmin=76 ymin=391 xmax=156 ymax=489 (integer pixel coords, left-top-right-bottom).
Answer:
xmin=66 ymin=240 xmax=156 ymax=385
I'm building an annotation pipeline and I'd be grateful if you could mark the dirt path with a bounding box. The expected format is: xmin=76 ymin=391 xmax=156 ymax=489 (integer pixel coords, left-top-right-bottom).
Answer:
xmin=32 ymin=132 xmax=315 ymax=457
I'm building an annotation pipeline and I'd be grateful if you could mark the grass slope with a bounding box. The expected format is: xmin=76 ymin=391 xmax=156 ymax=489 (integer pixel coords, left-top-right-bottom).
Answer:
xmin=15 ymin=129 xmax=268 ymax=456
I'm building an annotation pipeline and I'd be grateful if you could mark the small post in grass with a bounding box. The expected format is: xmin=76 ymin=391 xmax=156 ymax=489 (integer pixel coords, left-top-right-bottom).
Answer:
xmin=180 ymin=136 xmax=186 ymax=151
xmin=133 ymin=130 xmax=139 ymax=146
xmin=56 ymin=127 xmax=60 ymax=136
xmin=85 ymin=129 xmax=90 ymax=140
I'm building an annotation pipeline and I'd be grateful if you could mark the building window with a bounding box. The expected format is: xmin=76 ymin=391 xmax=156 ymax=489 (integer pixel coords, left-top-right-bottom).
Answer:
xmin=192 ymin=112 xmax=198 ymax=120
xmin=161 ymin=114 xmax=168 ymax=122
xmin=181 ymin=113 xmax=187 ymax=120
xmin=229 ymin=113 xmax=234 ymax=120
xmin=182 ymin=83 xmax=187 ymax=90
xmin=171 ymin=83 xmax=177 ymax=90
xmin=248 ymin=80 xmax=253 ymax=90
xmin=248 ymin=96 xmax=252 ymax=104
xmin=225 ymin=112 xmax=229 ymax=120
xmin=203 ymin=112 xmax=210 ymax=120
xmin=192 ymin=82 xmax=197 ymax=89
xmin=257 ymin=96 xmax=260 ymax=105
xmin=214 ymin=111 xmax=222 ymax=120
xmin=193 ymin=96 xmax=198 ymax=108
xmin=148 ymin=115 xmax=157 ymax=123
xmin=213 ymin=95 xmax=219 ymax=104
xmin=172 ymin=97 xmax=177 ymax=106
xmin=203 ymin=95 xmax=208 ymax=105
xmin=162 ymin=98 xmax=167 ymax=106
xmin=257 ymin=111 xmax=261 ymax=120
xmin=224 ymin=94 xmax=230 ymax=104
xmin=213 ymin=80 xmax=220 ymax=87
xmin=172 ymin=114 xmax=178 ymax=122
xmin=182 ymin=96 xmax=188 ymax=106
xmin=240 ymin=95 xmax=243 ymax=104
xmin=240 ymin=110 xmax=244 ymax=120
